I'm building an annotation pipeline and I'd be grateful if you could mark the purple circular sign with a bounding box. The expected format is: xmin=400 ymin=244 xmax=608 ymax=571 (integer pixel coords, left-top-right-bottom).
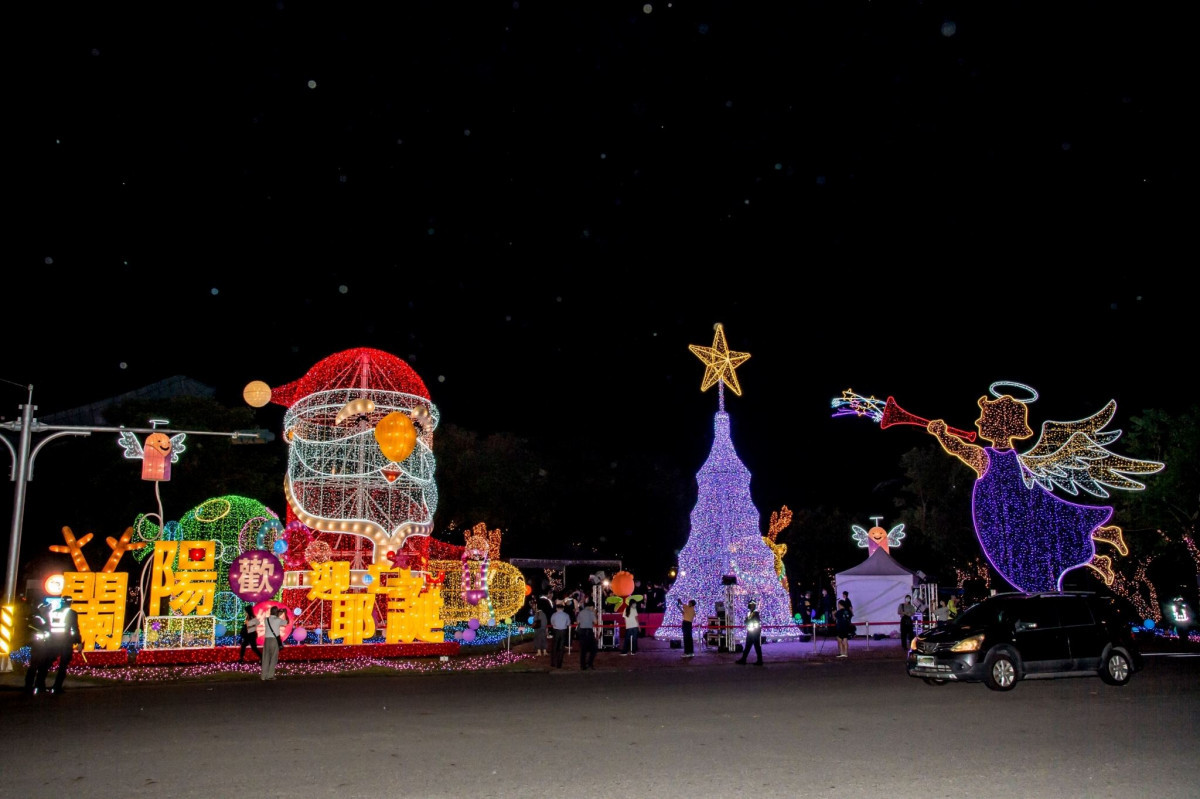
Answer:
xmin=229 ymin=549 xmax=285 ymax=603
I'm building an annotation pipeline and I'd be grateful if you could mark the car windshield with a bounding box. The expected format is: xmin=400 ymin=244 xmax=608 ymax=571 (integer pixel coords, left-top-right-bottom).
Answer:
xmin=949 ymin=600 xmax=1003 ymax=631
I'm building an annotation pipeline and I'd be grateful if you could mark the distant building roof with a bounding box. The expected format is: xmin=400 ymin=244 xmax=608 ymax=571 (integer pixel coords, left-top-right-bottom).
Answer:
xmin=39 ymin=375 xmax=216 ymax=426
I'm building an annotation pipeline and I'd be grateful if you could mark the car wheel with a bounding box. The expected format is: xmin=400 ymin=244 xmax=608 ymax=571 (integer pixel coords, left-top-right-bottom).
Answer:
xmin=983 ymin=650 xmax=1018 ymax=691
xmin=1099 ymin=649 xmax=1133 ymax=686
xmin=922 ymin=677 xmax=947 ymax=686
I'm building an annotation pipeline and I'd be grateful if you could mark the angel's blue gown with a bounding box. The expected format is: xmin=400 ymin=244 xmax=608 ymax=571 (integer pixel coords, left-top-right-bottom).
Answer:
xmin=973 ymin=448 xmax=1111 ymax=592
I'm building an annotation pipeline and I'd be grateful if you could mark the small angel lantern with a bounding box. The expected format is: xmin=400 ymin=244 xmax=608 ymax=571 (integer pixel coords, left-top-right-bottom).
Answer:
xmin=119 ymin=427 xmax=187 ymax=481
xmin=852 ymin=517 xmax=906 ymax=555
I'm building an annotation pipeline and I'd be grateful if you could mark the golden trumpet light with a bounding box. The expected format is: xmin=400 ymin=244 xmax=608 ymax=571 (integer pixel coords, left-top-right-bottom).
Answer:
xmin=243 ymin=380 xmax=273 ymax=408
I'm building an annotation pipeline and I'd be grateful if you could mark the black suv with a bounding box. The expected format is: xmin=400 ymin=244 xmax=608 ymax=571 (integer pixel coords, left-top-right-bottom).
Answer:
xmin=906 ymin=591 xmax=1143 ymax=691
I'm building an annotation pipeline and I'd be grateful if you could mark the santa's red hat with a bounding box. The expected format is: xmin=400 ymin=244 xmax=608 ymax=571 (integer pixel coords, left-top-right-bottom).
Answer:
xmin=269 ymin=347 xmax=431 ymax=408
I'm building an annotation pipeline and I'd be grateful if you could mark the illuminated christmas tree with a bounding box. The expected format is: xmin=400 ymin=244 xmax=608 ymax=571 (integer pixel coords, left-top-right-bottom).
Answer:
xmin=657 ymin=325 xmax=800 ymax=646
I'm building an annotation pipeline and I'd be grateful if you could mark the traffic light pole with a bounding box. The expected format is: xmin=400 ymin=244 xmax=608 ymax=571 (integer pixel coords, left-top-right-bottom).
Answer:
xmin=0 ymin=385 xmax=268 ymax=673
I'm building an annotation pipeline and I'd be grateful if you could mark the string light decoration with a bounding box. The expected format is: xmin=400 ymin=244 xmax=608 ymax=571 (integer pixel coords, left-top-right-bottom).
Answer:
xmin=460 ymin=543 xmax=489 ymax=606
xmin=765 ymin=506 xmax=792 ymax=595
xmin=132 ymin=495 xmax=283 ymax=630
xmin=953 ymin=557 xmax=993 ymax=595
xmin=50 ymin=526 xmax=94 ymax=573
xmin=1111 ymin=559 xmax=1160 ymax=623
xmin=658 ymin=325 xmax=800 ymax=645
xmin=543 ymin=568 xmax=564 ymax=595
xmin=45 ymin=526 xmax=145 ymax=651
xmin=833 ymin=382 xmax=1164 ymax=593
xmin=143 ymin=614 xmax=215 ymax=649
xmin=61 ymin=571 xmax=130 ymax=651
xmin=118 ymin=427 xmax=186 ymax=482
xmin=26 ymin=648 xmax=526 ymax=681
xmin=851 ymin=516 xmax=906 ymax=555
xmin=250 ymin=347 xmax=441 ymax=565
xmin=1107 ymin=522 xmax=1198 ymax=626
xmin=688 ymin=322 xmax=751 ymax=397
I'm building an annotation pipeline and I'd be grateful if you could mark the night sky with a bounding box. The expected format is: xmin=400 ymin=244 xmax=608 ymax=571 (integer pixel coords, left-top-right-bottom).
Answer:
xmin=9 ymin=3 xmax=1189 ymax=580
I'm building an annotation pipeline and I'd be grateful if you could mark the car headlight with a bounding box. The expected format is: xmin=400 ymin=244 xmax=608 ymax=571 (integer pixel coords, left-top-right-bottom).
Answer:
xmin=949 ymin=633 xmax=985 ymax=653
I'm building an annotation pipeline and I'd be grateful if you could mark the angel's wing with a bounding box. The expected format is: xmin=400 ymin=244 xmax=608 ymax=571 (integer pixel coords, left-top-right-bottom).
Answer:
xmin=850 ymin=525 xmax=870 ymax=549
xmin=117 ymin=431 xmax=143 ymax=459
xmin=887 ymin=523 xmax=907 ymax=547
xmin=1018 ymin=400 xmax=1164 ymax=498
xmin=168 ymin=433 xmax=187 ymax=463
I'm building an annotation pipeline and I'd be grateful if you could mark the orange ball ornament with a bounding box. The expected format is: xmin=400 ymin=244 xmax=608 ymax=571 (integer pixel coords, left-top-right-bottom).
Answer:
xmin=524 ymin=584 xmax=532 ymax=596
xmin=375 ymin=411 xmax=418 ymax=462
xmin=610 ymin=570 xmax=635 ymax=598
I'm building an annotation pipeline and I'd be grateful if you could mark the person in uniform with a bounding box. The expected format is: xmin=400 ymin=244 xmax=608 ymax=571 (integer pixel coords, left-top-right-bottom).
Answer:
xmin=735 ymin=601 xmax=763 ymax=665
xmin=23 ymin=599 xmax=53 ymax=695
xmin=47 ymin=597 xmax=82 ymax=694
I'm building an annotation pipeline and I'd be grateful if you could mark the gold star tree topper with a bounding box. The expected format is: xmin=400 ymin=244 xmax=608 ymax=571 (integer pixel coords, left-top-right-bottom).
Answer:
xmin=689 ymin=323 xmax=751 ymax=396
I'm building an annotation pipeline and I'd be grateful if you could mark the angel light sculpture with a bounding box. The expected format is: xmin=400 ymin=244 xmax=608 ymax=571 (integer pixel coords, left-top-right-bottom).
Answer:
xmin=834 ymin=382 xmax=1164 ymax=592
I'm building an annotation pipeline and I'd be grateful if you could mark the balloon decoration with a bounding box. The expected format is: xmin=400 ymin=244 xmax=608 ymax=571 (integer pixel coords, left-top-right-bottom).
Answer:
xmin=374 ymin=411 xmax=418 ymax=463
xmin=292 ymin=626 xmax=307 ymax=643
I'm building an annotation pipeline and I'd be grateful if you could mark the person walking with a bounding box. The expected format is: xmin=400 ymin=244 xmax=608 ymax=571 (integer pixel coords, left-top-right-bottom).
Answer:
xmin=678 ymin=598 xmax=697 ymax=658
xmin=898 ymin=594 xmax=917 ymax=652
xmin=835 ymin=599 xmax=854 ymax=658
xmin=841 ymin=590 xmax=854 ymax=619
xmin=621 ymin=599 xmax=640 ymax=655
xmin=238 ymin=606 xmax=262 ymax=663
xmin=261 ymin=607 xmax=284 ymax=680
xmin=549 ymin=601 xmax=571 ymax=668
xmin=735 ymin=601 xmax=763 ymax=665
xmin=575 ymin=597 xmax=599 ymax=670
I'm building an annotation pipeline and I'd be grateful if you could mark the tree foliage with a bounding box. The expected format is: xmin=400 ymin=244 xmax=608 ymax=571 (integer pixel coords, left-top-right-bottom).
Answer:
xmin=1108 ymin=405 xmax=1200 ymax=608
xmin=889 ymin=442 xmax=978 ymax=586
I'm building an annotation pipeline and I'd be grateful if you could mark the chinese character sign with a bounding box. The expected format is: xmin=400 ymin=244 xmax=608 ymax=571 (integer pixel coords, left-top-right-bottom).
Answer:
xmin=149 ymin=540 xmax=217 ymax=616
xmin=61 ymin=571 xmax=129 ymax=651
xmin=230 ymin=550 xmax=284 ymax=603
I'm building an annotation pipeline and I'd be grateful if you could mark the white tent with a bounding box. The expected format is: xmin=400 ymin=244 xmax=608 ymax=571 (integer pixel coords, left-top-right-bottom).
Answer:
xmin=834 ymin=548 xmax=918 ymax=637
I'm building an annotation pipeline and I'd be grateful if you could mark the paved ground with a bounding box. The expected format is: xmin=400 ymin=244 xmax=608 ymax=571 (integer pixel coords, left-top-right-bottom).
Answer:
xmin=3 ymin=631 xmax=1195 ymax=799
xmin=0 ymin=630 xmax=907 ymax=689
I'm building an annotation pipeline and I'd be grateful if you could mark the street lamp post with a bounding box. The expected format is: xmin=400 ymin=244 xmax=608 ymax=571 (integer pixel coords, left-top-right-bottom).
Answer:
xmin=0 ymin=385 xmax=270 ymax=672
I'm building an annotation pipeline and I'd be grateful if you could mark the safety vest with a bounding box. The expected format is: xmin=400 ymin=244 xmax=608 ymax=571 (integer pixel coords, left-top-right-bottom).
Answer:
xmin=49 ymin=607 xmax=72 ymax=635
